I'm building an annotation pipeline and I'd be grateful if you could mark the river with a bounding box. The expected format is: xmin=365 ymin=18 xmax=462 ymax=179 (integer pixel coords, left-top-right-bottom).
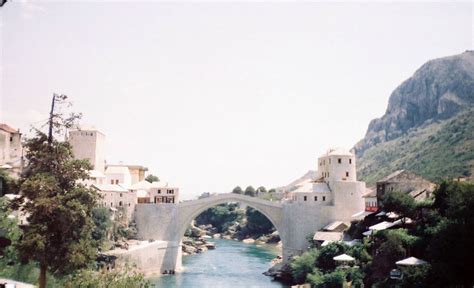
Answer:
xmin=150 ymin=239 xmax=289 ymax=288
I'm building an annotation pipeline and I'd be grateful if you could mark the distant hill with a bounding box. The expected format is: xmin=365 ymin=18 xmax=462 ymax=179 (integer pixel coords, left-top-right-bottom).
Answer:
xmin=354 ymin=51 xmax=474 ymax=185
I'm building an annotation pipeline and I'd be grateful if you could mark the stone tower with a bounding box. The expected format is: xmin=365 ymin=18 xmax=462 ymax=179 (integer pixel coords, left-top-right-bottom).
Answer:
xmin=69 ymin=127 xmax=106 ymax=173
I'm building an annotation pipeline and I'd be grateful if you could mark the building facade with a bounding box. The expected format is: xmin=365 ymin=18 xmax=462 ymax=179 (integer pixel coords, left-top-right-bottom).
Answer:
xmin=69 ymin=128 xmax=106 ymax=173
xmin=285 ymin=148 xmax=365 ymax=220
xmin=376 ymin=170 xmax=435 ymax=202
xmin=0 ymin=123 xmax=23 ymax=177
xmin=93 ymin=184 xmax=137 ymax=222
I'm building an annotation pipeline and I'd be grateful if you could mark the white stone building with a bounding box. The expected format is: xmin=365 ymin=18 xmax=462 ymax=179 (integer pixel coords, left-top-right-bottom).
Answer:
xmin=0 ymin=124 xmax=23 ymax=177
xmin=106 ymin=164 xmax=148 ymax=185
xmin=285 ymin=148 xmax=365 ymax=220
xmin=149 ymin=181 xmax=179 ymax=204
xmin=93 ymin=184 xmax=137 ymax=221
xmin=69 ymin=127 xmax=106 ymax=174
xmin=105 ymin=165 xmax=132 ymax=187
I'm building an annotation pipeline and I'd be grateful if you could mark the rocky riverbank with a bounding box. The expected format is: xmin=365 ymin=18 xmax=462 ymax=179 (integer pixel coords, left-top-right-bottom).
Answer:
xmin=182 ymin=225 xmax=216 ymax=256
xmin=182 ymin=222 xmax=282 ymax=256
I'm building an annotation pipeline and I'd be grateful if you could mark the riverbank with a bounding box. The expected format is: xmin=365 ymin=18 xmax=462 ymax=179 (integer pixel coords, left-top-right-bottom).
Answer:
xmin=184 ymin=222 xmax=282 ymax=255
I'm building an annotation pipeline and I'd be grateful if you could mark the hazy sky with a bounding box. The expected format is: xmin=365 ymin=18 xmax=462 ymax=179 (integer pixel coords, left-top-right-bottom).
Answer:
xmin=1 ymin=1 xmax=472 ymax=199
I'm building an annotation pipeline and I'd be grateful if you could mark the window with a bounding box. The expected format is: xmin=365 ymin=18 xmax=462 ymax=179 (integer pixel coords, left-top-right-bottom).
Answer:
xmin=314 ymin=196 xmax=317 ymax=201
xmin=9 ymin=137 xmax=13 ymax=142
xmin=349 ymin=158 xmax=352 ymax=164
xmin=120 ymin=193 xmax=123 ymax=197
xmin=115 ymin=179 xmax=119 ymax=184
xmin=129 ymin=203 xmax=131 ymax=207
xmin=323 ymin=196 xmax=326 ymax=201
xmin=329 ymin=158 xmax=331 ymax=164
xmin=304 ymin=196 xmax=307 ymax=201
xmin=119 ymin=201 xmax=123 ymax=207
xmin=346 ymin=172 xmax=349 ymax=177
xmin=110 ymin=202 xmax=113 ymax=207
xmin=110 ymin=180 xmax=114 ymax=184
xmin=328 ymin=172 xmax=329 ymax=177
xmin=338 ymin=158 xmax=341 ymax=164
xmin=158 ymin=190 xmax=161 ymax=194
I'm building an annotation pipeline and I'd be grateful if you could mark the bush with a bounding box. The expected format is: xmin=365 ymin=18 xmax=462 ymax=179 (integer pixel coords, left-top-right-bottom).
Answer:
xmin=290 ymin=249 xmax=319 ymax=284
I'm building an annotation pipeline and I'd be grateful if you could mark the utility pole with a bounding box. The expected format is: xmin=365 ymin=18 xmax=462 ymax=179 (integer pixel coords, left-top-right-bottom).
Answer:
xmin=47 ymin=94 xmax=56 ymax=146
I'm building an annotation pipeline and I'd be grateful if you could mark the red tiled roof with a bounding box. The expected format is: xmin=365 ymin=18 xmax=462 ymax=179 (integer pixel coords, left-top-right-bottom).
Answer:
xmin=0 ymin=123 xmax=19 ymax=134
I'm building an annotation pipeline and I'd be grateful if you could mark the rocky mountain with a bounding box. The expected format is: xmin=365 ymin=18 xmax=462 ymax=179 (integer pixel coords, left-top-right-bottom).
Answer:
xmin=355 ymin=51 xmax=474 ymax=184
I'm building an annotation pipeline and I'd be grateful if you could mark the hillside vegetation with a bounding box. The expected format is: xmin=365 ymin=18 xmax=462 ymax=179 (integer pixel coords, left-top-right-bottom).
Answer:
xmin=358 ymin=109 xmax=474 ymax=185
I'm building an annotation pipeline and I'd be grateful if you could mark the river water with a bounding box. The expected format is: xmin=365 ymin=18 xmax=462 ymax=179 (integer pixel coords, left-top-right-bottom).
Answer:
xmin=150 ymin=239 xmax=289 ymax=288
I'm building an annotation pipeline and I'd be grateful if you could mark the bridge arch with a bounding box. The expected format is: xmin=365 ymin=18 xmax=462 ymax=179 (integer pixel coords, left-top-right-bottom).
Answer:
xmin=176 ymin=193 xmax=285 ymax=247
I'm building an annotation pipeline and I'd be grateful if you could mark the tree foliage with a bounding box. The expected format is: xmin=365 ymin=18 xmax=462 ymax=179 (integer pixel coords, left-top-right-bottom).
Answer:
xmin=12 ymin=97 xmax=99 ymax=288
xmin=67 ymin=265 xmax=150 ymax=288
xmin=0 ymin=197 xmax=21 ymax=265
xmin=195 ymin=203 xmax=243 ymax=233
xmin=244 ymin=207 xmax=274 ymax=236
xmin=244 ymin=186 xmax=256 ymax=197
xmin=91 ymin=207 xmax=112 ymax=244
xmin=381 ymin=191 xmax=416 ymax=220
xmin=144 ymin=174 xmax=159 ymax=183
xmin=0 ymin=169 xmax=17 ymax=196
xmin=424 ymin=181 xmax=474 ymax=287
xmin=232 ymin=186 xmax=243 ymax=194
xmin=290 ymin=249 xmax=318 ymax=284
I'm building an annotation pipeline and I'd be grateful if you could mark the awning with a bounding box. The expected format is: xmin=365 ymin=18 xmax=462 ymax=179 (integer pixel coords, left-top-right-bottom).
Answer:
xmin=376 ymin=211 xmax=386 ymax=217
xmin=369 ymin=221 xmax=399 ymax=231
xmin=396 ymin=257 xmax=428 ymax=266
xmin=333 ymin=254 xmax=355 ymax=262
xmin=352 ymin=210 xmax=375 ymax=219
xmin=362 ymin=230 xmax=373 ymax=236
xmin=323 ymin=221 xmax=348 ymax=231
xmin=313 ymin=231 xmax=343 ymax=241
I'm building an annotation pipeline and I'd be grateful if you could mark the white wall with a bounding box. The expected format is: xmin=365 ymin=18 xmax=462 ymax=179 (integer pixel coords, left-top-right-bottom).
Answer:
xmin=69 ymin=130 xmax=106 ymax=173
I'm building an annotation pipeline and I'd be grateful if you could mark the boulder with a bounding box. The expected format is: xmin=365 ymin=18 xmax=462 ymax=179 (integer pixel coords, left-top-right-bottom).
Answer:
xmin=197 ymin=246 xmax=208 ymax=253
xmin=213 ymin=233 xmax=221 ymax=239
xmin=182 ymin=244 xmax=196 ymax=255
xmin=205 ymin=242 xmax=216 ymax=249
xmin=242 ymin=238 xmax=255 ymax=244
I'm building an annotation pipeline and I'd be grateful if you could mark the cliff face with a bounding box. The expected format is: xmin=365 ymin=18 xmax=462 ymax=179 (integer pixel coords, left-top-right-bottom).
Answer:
xmin=354 ymin=51 xmax=474 ymax=157
xmin=355 ymin=51 xmax=474 ymax=184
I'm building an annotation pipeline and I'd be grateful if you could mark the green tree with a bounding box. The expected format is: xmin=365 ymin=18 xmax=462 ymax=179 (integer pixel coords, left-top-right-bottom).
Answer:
xmin=13 ymin=95 xmax=99 ymax=288
xmin=256 ymin=186 xmax=267 ymax=195
xmin=425 ymin=181 xmax=474 ymax=287
xmin=244 ymin=207 xmax=274 ymax=236
xmin=195 ymin=203 xmax=243 ymax=232
xmin=244 ymin=186 xmax=256 ymax=197
xmin=91 ymin=207 xmax=112 ymax=244
xmin=366 ymin=230 xmax=406 ymax=286
xmin=315 ymin=242 xmax=348 ymax=272
xmin=0 ymin=169 xmax=17 ymax=196
xmin=232 ymin=186 xmax=243 ymax=194
xmin=0 ymin=197 xmax=21 ymax=265
xmin=381 ymin=191 xmax=416 ymax=222
xmin=290 ymin=248 xmax=318 ymax=284
xmin=144 ymin=174 xmax=159 ymax=183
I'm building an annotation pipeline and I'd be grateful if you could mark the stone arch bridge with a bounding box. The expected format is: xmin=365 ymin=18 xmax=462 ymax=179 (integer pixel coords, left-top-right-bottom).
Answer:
xmin=131 ymin=193 xmax=347 ymax=275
